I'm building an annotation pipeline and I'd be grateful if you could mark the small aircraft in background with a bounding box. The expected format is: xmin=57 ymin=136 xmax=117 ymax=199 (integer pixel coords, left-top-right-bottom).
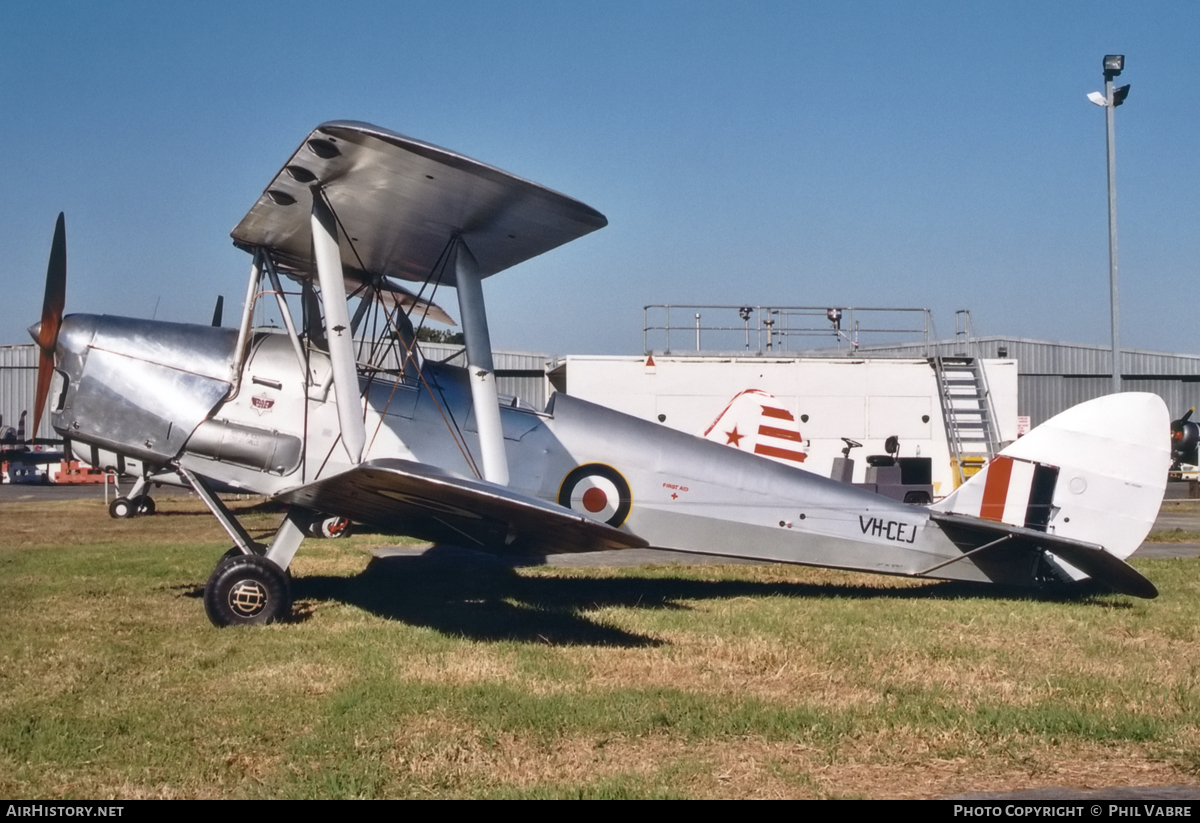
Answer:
xmin=29 ymin=121 xmax=1170 ymax=626
xmin=0 ymin=411 xmax=67 ymax=483
xmin=1170 ymin=409 xmax=1199 ymax=477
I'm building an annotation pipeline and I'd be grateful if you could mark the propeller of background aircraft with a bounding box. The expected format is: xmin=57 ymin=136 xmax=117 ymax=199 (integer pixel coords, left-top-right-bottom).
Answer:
xmin=1171 ymin=408 xmax=1199 ymax=467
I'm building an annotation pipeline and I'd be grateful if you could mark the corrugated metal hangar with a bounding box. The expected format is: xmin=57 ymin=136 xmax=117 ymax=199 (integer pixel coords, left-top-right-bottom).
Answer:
xmin=0 ymin=345 xmax=46 ymax=439
xmin=855 ymin=337 xmax=1200 ymax=427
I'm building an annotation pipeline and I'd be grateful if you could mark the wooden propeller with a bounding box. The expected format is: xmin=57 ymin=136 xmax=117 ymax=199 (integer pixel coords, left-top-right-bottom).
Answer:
xmin=31 ymin=213 xmax=66 ymax=436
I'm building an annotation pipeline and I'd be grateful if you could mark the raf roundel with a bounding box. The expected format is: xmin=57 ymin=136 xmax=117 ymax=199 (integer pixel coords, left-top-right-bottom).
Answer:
xmin=557 ymin=464 xmax=633 ymax=528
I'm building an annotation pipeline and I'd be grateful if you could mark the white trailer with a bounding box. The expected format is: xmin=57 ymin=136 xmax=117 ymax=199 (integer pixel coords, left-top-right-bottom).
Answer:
xmin=549 ymin=354 xmax=1018 ymax=499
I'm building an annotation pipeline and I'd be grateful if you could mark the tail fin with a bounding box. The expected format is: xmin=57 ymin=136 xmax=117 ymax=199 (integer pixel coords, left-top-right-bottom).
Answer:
xmin=932 ymin=393 xmax=1169 ymax=560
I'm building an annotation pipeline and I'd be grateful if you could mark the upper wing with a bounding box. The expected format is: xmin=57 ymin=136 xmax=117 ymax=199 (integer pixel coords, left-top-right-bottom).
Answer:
xmin=231 ymin=121 xmax=608 ymax=286
xmin=275 ymin=458 xmax=647 ymax=554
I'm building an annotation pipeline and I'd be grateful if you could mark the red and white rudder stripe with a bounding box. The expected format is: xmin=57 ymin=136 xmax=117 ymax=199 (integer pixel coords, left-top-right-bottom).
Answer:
xmin=932 ymin=393 xmax=1170 ymax=560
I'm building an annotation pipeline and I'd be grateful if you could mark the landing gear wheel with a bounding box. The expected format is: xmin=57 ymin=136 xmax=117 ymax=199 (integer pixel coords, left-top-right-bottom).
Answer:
xmin=133 ymin=495 xmax=155 ymax=516
xmin=203 ymin=554 xmax=292 ymax=627
xmin=310 ymin=515 xmax=352 ymax=539
xmin=109 ymin=497 xmax=135 ymax=519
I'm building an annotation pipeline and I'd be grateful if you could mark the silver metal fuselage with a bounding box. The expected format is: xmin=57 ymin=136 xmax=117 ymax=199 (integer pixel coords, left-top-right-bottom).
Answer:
xmin=50 ymin=315 xmax=1025 ymax=587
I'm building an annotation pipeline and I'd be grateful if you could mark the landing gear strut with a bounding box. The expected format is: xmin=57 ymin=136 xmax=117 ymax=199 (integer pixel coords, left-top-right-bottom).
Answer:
xmin=107 ymin=477 xmax=156 ymax=519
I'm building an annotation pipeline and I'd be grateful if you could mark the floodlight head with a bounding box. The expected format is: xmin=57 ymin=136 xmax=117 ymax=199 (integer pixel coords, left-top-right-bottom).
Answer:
xmin=1087 ymin=91 xmax=1108 ymax=107
xmin=1112 ymin=84 xmax=1130 ymax=107
xmin=1104 ymin=54 xmax=1125 ymax=78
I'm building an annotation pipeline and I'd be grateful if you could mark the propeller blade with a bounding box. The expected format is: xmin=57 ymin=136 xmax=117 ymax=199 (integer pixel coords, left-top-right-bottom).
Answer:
xmin=211 ymin=295 xmax=224 ymax=327
xmin=32 ymin=213 xmax=66 ymax=436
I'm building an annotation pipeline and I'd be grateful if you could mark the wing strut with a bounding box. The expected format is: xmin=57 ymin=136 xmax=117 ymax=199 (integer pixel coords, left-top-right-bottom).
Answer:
xmin=452 ymin=238 xmax=509 ymax=485
xmin=227 ymin=250 xmax=264 ymax=400
xmin=311 ymin=190 xmax=367 ymax=464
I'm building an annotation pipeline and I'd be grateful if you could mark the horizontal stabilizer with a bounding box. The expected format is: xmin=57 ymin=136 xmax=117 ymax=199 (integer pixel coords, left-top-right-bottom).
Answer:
xmin=277 ymin=459 xmax=647 ymax=554
xmin=232 ymin=121 xmax=607 ymax=287
xmin=930 ymin=512 xmax=1157 ymax=598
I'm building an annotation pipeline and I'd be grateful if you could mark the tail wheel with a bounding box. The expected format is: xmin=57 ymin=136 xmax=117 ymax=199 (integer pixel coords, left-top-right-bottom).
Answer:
xmin=204 ymin=554 xmax=292 ymax=627
xmin=108 ymin=497 xmax=135 ymax=519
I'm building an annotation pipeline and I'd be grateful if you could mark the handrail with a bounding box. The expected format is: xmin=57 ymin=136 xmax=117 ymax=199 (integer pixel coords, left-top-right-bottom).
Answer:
xmin=643 ymin=304 xmax=933 ymax=356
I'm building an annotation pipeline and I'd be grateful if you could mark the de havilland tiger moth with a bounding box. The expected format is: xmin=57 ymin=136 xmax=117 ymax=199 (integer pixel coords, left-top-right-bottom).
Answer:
xmin=26 ymin=121 xmax=1170 ymax=626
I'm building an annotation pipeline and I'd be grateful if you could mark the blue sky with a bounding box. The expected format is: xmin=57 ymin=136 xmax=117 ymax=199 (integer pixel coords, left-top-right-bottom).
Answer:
xmin=2 ymin=1 xmax=1197 ymax=355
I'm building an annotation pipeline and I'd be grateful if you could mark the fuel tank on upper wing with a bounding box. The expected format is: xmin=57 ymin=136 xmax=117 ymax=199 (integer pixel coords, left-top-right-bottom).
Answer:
xmin=46 ymin=314 xmax=237 ymax=464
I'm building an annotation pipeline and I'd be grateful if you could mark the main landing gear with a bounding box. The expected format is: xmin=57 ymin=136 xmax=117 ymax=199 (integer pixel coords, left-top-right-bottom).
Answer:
xmin=107 ymin=476 xmax=156 ymax=519
xmin=108 ymin=494 xmax=155 ymax=519
xmin=178 ymin=468 xmax=356 ymax=627
xmin=178 ymin=466 xmax=311 ymax=627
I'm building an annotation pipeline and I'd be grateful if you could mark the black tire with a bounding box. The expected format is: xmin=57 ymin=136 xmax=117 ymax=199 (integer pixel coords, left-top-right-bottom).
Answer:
xmin=133 ymin=495 xmax=155 ymax=516
xmin=220 ymin=547 xmax=248 ymax=563
xmin=219 ymin=545 xmax=290 ymax=582
xmin=903 ymin=491 xmax=932 ymax=506
xmin=108 ymin=497 xmax=134 ymax=519
xmin=203 ymin=554 xmax=292 ymax=627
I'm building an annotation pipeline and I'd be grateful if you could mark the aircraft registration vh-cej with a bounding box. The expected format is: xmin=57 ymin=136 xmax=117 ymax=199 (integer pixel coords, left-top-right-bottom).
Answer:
xmin=27 ymin=121 xmax=1170 ymax=626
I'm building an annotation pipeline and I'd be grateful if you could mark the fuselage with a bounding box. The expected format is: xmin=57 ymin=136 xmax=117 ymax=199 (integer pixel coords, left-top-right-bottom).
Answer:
xmin=50 ymin=316 xmax=1031 ymax=587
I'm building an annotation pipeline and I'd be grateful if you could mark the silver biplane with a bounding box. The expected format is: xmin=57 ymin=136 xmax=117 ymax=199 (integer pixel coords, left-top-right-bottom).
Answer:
xmin=28 ymin=122 xmax=1170 ymax=626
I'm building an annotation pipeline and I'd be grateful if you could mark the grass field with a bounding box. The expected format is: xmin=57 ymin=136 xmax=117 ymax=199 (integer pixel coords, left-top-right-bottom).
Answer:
xmin=1 ymin=496 xmax=1198 ymax=799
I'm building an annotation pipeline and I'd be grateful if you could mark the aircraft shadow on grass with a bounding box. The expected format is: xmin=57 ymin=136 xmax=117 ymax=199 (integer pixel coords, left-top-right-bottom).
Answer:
xmin=184 ymin=543 xmax=1132 ymax=648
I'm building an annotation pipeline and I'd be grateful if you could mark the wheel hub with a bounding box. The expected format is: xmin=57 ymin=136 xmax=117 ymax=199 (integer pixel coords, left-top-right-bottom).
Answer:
xmin=228 ymin=578 xmax=268 ymax=617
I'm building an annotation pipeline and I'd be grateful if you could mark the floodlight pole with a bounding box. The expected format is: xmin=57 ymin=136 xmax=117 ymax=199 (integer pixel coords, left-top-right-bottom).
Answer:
xmin=1103 ymin=56 xmax=1123 ymax=394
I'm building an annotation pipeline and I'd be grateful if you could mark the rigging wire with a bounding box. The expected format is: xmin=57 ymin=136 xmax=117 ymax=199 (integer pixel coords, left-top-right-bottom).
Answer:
xmin=320 ymin=190 xmax=481 ymax=477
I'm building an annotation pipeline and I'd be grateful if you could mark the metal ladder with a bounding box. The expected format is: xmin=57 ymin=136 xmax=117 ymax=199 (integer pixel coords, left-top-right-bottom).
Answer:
xmin=934 ymin=355 xmax=1002 ymax=487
